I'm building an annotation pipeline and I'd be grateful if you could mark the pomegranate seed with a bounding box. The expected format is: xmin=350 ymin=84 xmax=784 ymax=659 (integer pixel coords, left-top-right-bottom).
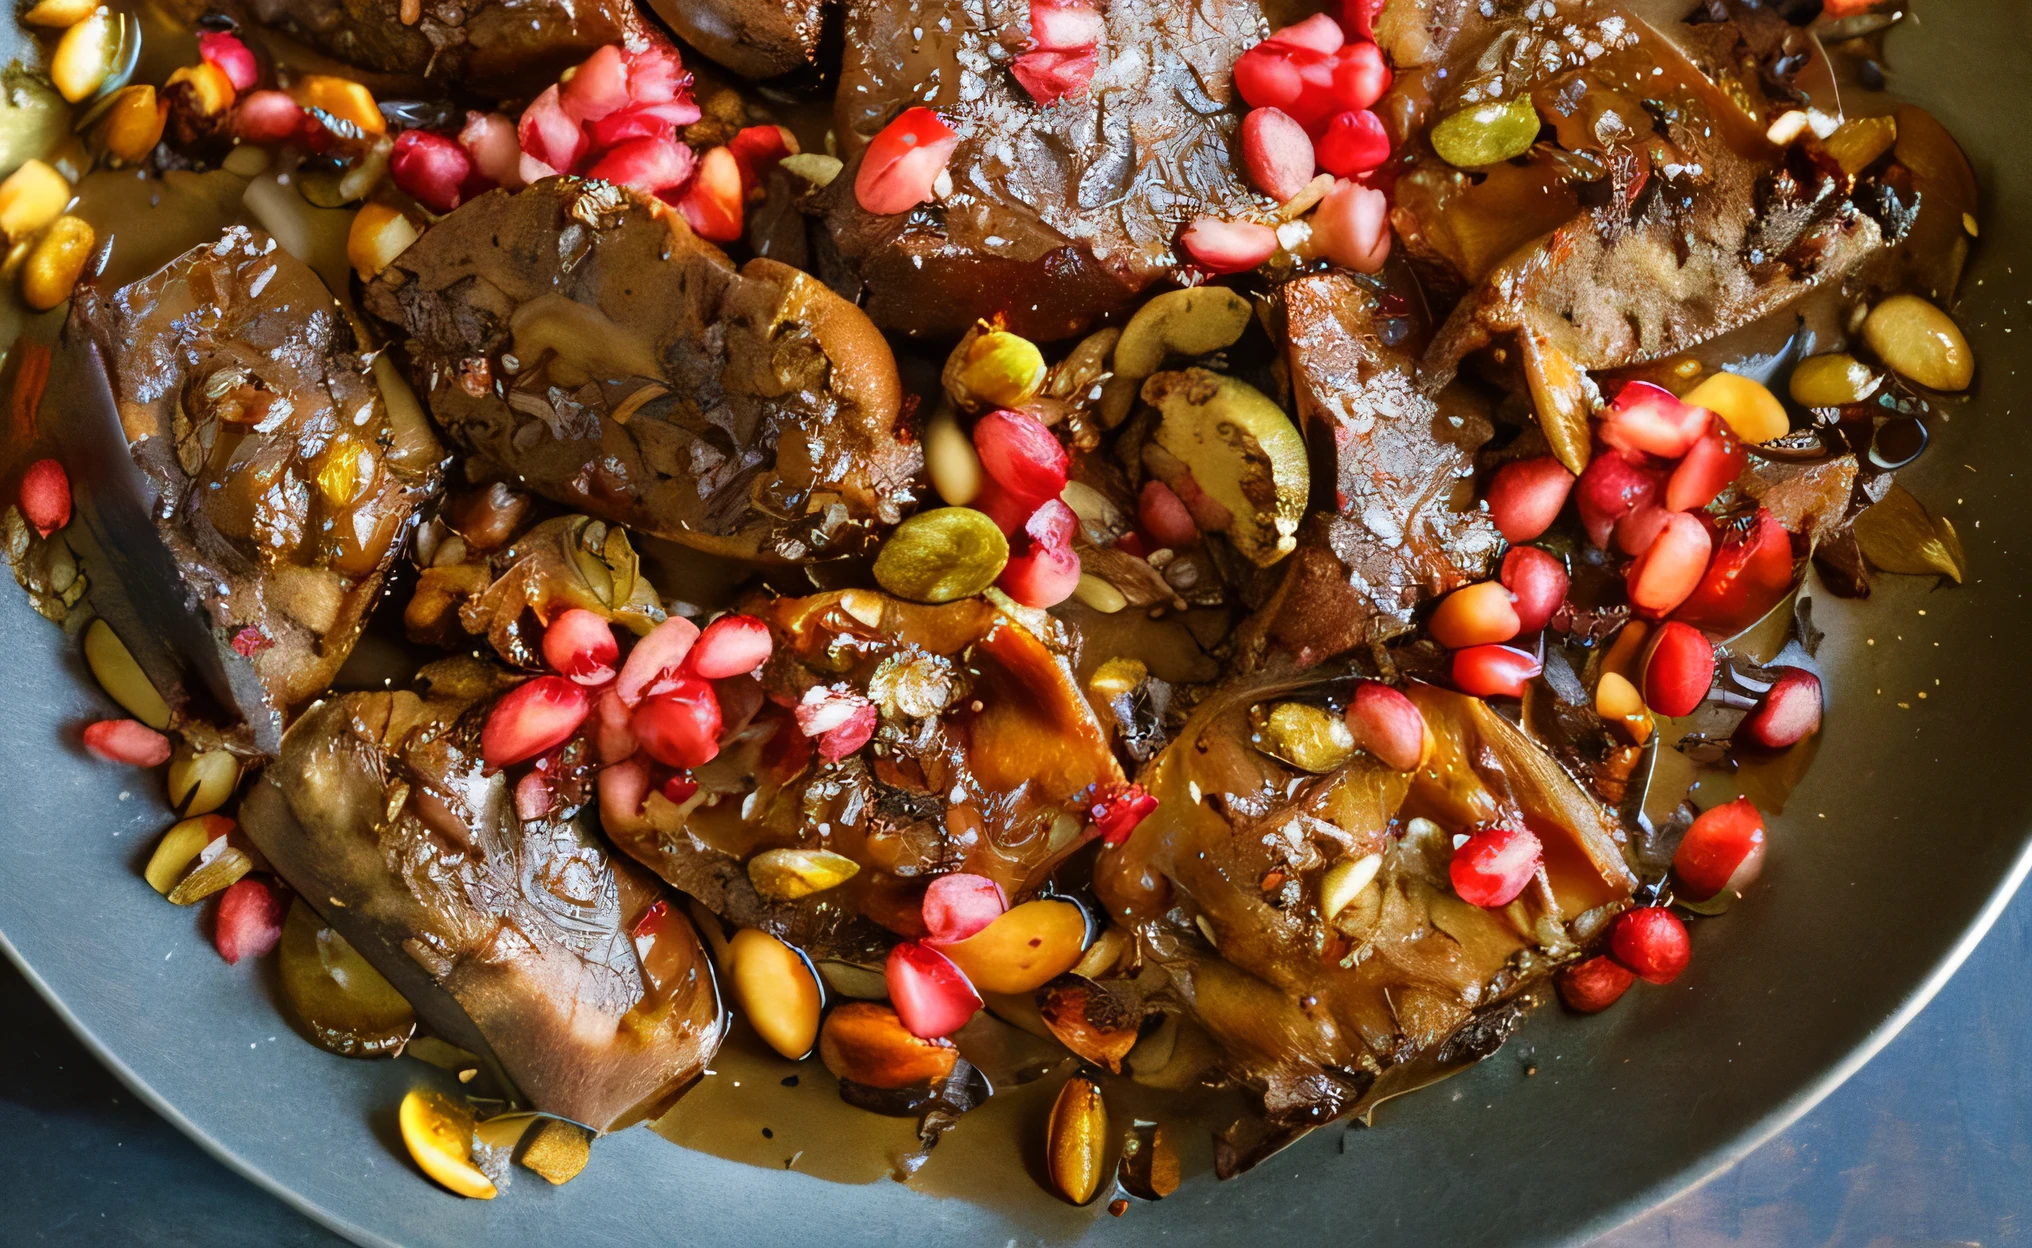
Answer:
xmin=1614 ymin=499 xmax=1671 ymax=557
xmin=214 ymin=877 xmax=286 ymax=965
xmin=518 ymin=84 xmax=588 ymax=173
xmin=1315 ymin=109 xmax=1389 ymax=176
xmin=588 ymin=99 xmax=702 ymax=149
xmin=1341 ymin=0 xmax=1383 ymax=38
xmin=1575 ymin=449 xmax=1660 ymax=549
xmin=999 ymin=539 xmax=1081 ymax=607
xmin=728 ymin=124 xmax=796 ymax=194
xmin=562 ymin=44 xmax=631 ymax=122
xmin=633 ymin=677 xmax=723 ymax=770
xmin=19 ymin=458 xmax=69 ymax=537
xmin=82 ymin=719 xmax=171 ymax=766
xmin=513 ymin=770 xmax=553 ymax=822
xmin=1309 ymin=178 xmax=1390 ymax=273
xmin=922 ymin=873 xmax=1009 ymax=944
xmin=235 ymin=90 xmax=310 ymax=145
xmin=677 ymin=145 xmax=742 ymax=241
xmin=1345 ymin=681 xmax=1426 ymax=771
xmin=1673 ymin=508 xmax=1795 ymax=634
xmin=886 ymin=941 xmax=982 ymax=1038
xmin=591 ymin=135 xmax=697 ymax=197
xmin=1012 ymin=47 xmax=1100 ymax=106
xmin=482 ymin=676 xmax=591 ymax=769
xmin=660 ymin=773 xmax=699 ymax=805
xmin=1674 ymin=796 xmax=1766 ymax=901
xmin=459 ymin=111 xmax=522 ymax=188
xmin=391 ymin=130 xmax=474 ymax=214
xmin=972 ymin=408 xmax=1070 ymax=506
xmin=541 ymin=608 xmax=619 ymax=684
xmin=1485 ymin=456 xmax=1573 ymax=542
xmin=1452 ymin=644 xmax=1541 ymax=699
xmin=1178 ymin=216 xmax=1278 ymax=274
xmin=616 ymin=615 xmax=700 ymax=707
xmin=1600 ymin=382 xmax=1712 ymax=459
xmin=1738 ymin=667 xmax=1822 ymax=750
xmin=1626 ymin=512 xmax=1713 ymax=617
xmin=795 ymin=685 xmax=876 ymax=761
xmin=231 ymin=626 xmax=271 ymax=656
xmin=1449 ymin=826 xmax=1542 ymax=908
xmin=1429 ymin=580 xmax=1520 ymax=649
xmin=1235 ymin=18 xmax=1388 ymax=130
xmin=198 ymin=31 xmax=258 ymax=92
xmin=1272 ymin=11 xmax=1347 ymax=54
xmin=1112 ymin=530 xmax=1149 ymax=559
xmin=1501 ymin=546 xmax=1568 ymax=633
xmin=1324 ymin=40 xmax=1391 ymax=115
xmin=1241 ymin=107 xmax=1316 ymax=201
xmin=598 ymin=757 xmax=652 ymax=826
xmin=688 ymin=614 xmax=773 ymax=679
xmin=1092 ymin=782 xmax=1158 ymax=846
xmin=1609 ymin=906 xmax=1691 ymax=984
xmin=969 ymin=480 xmax=1035 ymax=536
xmin=1640 ymin=620 xmax=1715 ymax=717
xmin=591 ymin=686 xmax=638 ymax=764
xmin=622 ymin=44 xmax=687 ymax=106
xmin=1137 ymin=479 xmax=1199 ymax=549
xmin=1665 ymin=421 xmax=1748 ymax=512
xmin=855 ymin=106 xmax=958 ymax=215
xmin=1557 ymin=955 xmax=1636 ymax=1013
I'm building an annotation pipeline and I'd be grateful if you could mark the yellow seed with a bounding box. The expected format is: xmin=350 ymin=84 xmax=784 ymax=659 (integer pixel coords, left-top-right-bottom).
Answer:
xmin=1594 ymin=671 xmax=1653 ymax=745
xmin=779 ymin=153 xmax=842 ymax=187
xmin=1263 ymin=701 xmax=1356 ymax=773
xmin=518 ymin=1119 xmax=590 ymax=1185
xmin=0 ymin=160 xmax=71 ymax=244
xmin=872 ymin=507 xmax=1009 ymax=603
xmin=294 ymin=76 xmax=386 ymax=135
xmin=727 ymin=928 xmax=823 ymax=1060
xmin=346 ymin=202 xmax=418 ymax=279
xmin=924 ymin=404 xmax=982 ymax=506
xmin=22 ymin=0 xmax=97 ymax=26
xmin=1788 ymin=352 xmax=1882 ymax=408
xmin=50 ymin=8 xmax=114 ymax=103
xmin=1680 ymin=371 xmax=1789 ymax=445
xmin=167 ymin=742 xmax=241 ymax=816
xmin=1071 ymin=573 xmax=1127 ymax=614
xmin=165 ymin=62 xmax=236 ymax=117
xmin=21 ymin=214 xmax=95 ymax=310
xmin=746 ymin=847 xmax=861 ymax=900
xmin=1046 ymin=1076 xmax=1108 ymax=1204
xmin=945 ymin=328 xmax=1046 ymax=412
xmin=165 ymin=840 xmax=251 ymax=904
xmin=837 ymin=588 xmax=886 ymax=629
xmin=398 ymin=1088 xmax=497 ymax=1199
xmin=94 ymin=85 xmax=167 ymax=164
xmin=144 ymin=814 xmax=232 ymax=896
xmin=1319 ymin=853 xmax=1382 ymax=922
xmin=1600 ymin=620 xmax=1651 ymax=685
xmin=0 ymin=239 xmax=30 ymax=281
xmin=1862 ymin=294 xmax=1973 ymax=392
xmin=1088 ymin=656 xmax=1147 ymax=697
xmin=1823 ymin=115 xmax=1897 ymax=177
xmin=84 ymin=618 xmax=171 ymax=728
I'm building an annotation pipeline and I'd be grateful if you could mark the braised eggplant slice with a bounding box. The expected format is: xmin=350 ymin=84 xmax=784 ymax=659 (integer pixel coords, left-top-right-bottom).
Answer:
xmin=601 ymin=588 xmax=1124 ymax=962
xmin=53 ymin=226 xmax=440 ymax=752
xmin=366 ymin=179 xmax=921 ymax=564
xmin=240 ymin=662 xmax=725 ymax=1132
xmin=644 ymin=0 xmax=828 ymax=81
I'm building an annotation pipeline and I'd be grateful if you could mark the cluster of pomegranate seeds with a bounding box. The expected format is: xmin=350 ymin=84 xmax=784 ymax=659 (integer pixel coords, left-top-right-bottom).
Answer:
xmin=795 ymin=685 xmax=877 ymax=761
xmin=541 ymin=608 xmax=621 ymax=684
xmin=18 ymin=457 xmax=69 ymax=537
xmin=1449 ymin=826 xmax=1542 ymax=908
xmin=1609 ymin=906 xmax=1691 ymax=984
xmin=1346 ymin=682 xmax=1426 ymax=771
xmin=886 ymin=941 xmax=983 ymax=1039
xmin=1640 ymin=621 xmax=1716 ymax=718
xmin=922 ymin=873 xmax=1008 ymax=944
xmin=83 ymin=719 xmax=172 ymax=767
xmin=214 ymin=877 xmax=286 ymax=965
xmin=1012 ymin=0 xmax=1104 ymax=106
xmin=481 ymin=675 xmax=592 ymax=769
xmin=197 ymin=31 xmax=258 ymax=92
xmin=1233 ymin=13 xmax=1389 ymax=132
xmin=1738 ymin=668 xmax=1822 ymax=750
xmin=855 ymin=107 xmax=959 ymax=216
xmin=1673 ymin=797 xmax=1767 ymax=901
xmin=1452 ymin=644 xmax=1541 ymax=699
xmin=1092 ymin=782 xmax=1158 ymax=846
xmin=1557 ymin=955 xmax=1636 ymax=1013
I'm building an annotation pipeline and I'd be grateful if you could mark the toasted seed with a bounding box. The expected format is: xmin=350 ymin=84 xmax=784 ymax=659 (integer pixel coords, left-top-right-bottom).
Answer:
xmin=144 ymin=814 xmax=232 ymax=895
xmin=746 ymin=847 xmax=861 ymax=900
xmin=1046 ymin=1076 xmax=1108 ymax=1204
xmin=1071 ymin=924 xmax=1131 ymax=979
xmin=1072 ymin=573 xmax=1128 ymax=614
xmin=167 ymin=741 xmax=242 ymax=816
xmin=165 ymin=839 xmax=252 ymax=904
xmin=1788 ymin=352 xmax=1883 ymax=407
xmin=818 ymin=1001 xmax=958 ymax=1088
xmin=1594 ymin=671 xmax=1652 ymax=744
xmin=1037 ymin=976 xmax=1141 ymax=1072
xmin=1319 ymin=853 xmax=1382 ymax=922
xmin=0 ymin=160 xmax=70 ymax=245
xmin=727 ymin=928 xmax=824 ymax=1060
xmin=945 ymin=328 xmax=1047 ymax=413
xmin=84 ymin=619 xmax=171 ymax=728
xmin=93 ymin=84 xmax=165 ymax=164
xmin=21 ymin=215 xmax=95 ymax=311
xmin=22 ymin=0 xmax=97 ymax=27
xmin=1088 ymin=656 xmax=1147 ymax=697
xmin=872 ymin=507 xmax=1009 ymax=603
xmin=1680 ymin=371 xmax=1789 ymax=445
xmin=1862 ymin=295 xmax=1973 ymax=391
xmin=779 ymin=153 xmax=843 ymax=187
xmin=347 ymin=202 xmax=419 ymax=280
xmin=50 ymin=9 xmax=114 ymax=102
xmin=398 ymin=1088 xmax=496 ymax=1199
xmin=294 ymin=75 xmax=385 ymax=134
xmin=518 ymin=1118 xmax=591 ymax=1185
xmin=925 ymin=404 xmax=983 ymax=506
xmin=165 ymin=61 xmax=235 ymax=116
xmin=1258 ymin=701 xmax=1355 ymax=773
xmin=1823 ymin=115 xmax=1897 ymax=176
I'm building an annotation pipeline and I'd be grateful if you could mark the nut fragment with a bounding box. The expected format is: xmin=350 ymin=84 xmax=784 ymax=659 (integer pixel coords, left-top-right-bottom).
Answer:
xmin=924 ymin=404 xmax=983 ymax=506
xmin=727 ymin=928 xmax=824 ymax=1060
xmin=1118 ymin=1121 xmax=1180 ymax=1200
xmin=1102 ymin=286 xmax=1253 ymax=426
xmin=1257 ymin=701 xmax=1355 ymax=773
xmin=872 ymin=507 xmax=1009 ymax=603
xmin=279 ymin=898 xmax=417 ymax=1057
xmin=1788 ymin=352 xmax=1882 ymax=407
xmin=1037 ymin=975 xmax=1142 ymax=1072
xmin=779 ymin=152 xmax=843 ymax=187
xmin=167 ymin=741 xmax=242 ymax=816
xmin=84 ymin=618 xmax=171 ymax=728
xmin=347 ymin=202 xmax=419 ymax=280
xmin=1046 ymin=1076 xmax=1108 ymax=1204
xmin=1088 ymin=656 xmax=1147 ymax=697
xmin=518 ymin=1118 xmax=591 ymax=1185
xmin=293 ymin=75 xmax=386 ymax=134
xmin=1072 ymin=573 xmax=1127 ymax=614
xmin=1142 ymin=369 xmax=1308 ymax=568
xmin=398 ymin=1088 xmax=497 ymax=1199
xmin=746 ymin=847 xmax=861 ymax=900
xmin=50 ymin=8 xmax=114 ymax=102
xmin=1823 ymin=114 xmax=1897 ymax=176
xmin=818 ymin=1001 xmax=958 ymax=1089
xmin=165 ymin=836 xmax=252 ymax=904
xmin=1862 ymin=295 xmax=1972 ymax=391
xmin=944 ymin=325 xmax=1047 ymax=413
xmin=1318 ymin=852 xmax=1382 ymax=922
xmin=1681 ymin=371 xmax=1789 ymax=445
xmin=92 ymin=85 xmax=165 ymax=164
xmin=21 ymin=214 xmax=94 ymax=311
xmin=144 ymin=813 xmax=232 ymax=895
xmin=0 ymin=160 xmax=69 ymax=244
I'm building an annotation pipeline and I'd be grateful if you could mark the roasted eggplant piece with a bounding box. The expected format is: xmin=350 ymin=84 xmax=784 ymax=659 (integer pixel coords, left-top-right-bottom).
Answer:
xmin=53 ymin=226 xmax=440 ymax=752
xmin=644 ymin=0 xmax=828 ymax=81
xmin=366 ymin=178 xmax=921 ymax=564
xmin=240 ymin=661 xmax=725 ymax=1132
xmin=1096 ymin=671 xmax=1635 ymax=1170
xmin=1240 ymin=273 xmax=1501 ymax=664
xmin=818 ymin=0 xmax=1263 ymax=340
xmin=601 ymin=588 xmax=1123 ymax=962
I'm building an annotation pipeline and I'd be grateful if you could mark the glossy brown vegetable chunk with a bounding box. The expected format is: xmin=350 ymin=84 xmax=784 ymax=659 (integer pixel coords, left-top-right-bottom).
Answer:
xmin=240 ymin=663 xmax=725 ymax=1132
xmin=644 ymin=0 xmax=826 ymax=80
xmin=54 ymin=226 xmax=440 ymax=751
xmin=367 ymin=179 xmax=920 ymax=564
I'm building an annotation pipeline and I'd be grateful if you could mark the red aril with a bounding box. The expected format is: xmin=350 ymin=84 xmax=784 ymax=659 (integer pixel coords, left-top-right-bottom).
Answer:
xmin=1341 ymin=0 xmax=1383 ymax=38
xmin=1138 ymin=479 xmax=1199 ymax=549
xmin=82 ymin=719 xmax=172 ymax=767
xmin=391 ymin=129 xmax=473 ymax=213
xmin=1452 ymin=644 xmax=1541 ymax=698
xmin=973 ymin=408 xmax=1069 ymax=506
xmin=214 ymin=877 xmax=286 ymax=964
xmin=482 ymin=676 xmax=591 ymax=769
xmin=1271 ymin=11 xmax=1345 ymax=53
xmin=541 ymin=607 xmax=619 ymax=684
xmin=1308 ymin=178 xmax=1390 ymax=272
xmin=518 ymin=84 xmax=588 ymax=173
xmin=728 ymin=124 xmax=796 ymax=193
xmin=660 ymin=773 xmax=699 ymax=805
xmin=1428 ymin=580 xmax=1520 ymax=649
xmin=1485 ymin=456 xmax=1573 ymax=542
xmin=459 ymin=111 xmax=522 ymax=188
xmin=969 ymin=480 xmax=1036 ymax=536
xmin=1346 ymin=681 xmax=1427 ymax=771
xmin=633 ymin=676 xmax=723 ymax=769
xmin=1241 ymin=107 xmax=1316 ymax=202
xmin=1640 ymin=620 xmax=1715 ymax=717
xmin=1600 ymin=381 xmax=1712 ymax=459
xmin=198 ymin=31 xmax=258 ymax=92
xmin=885 ymin=941 xmax=982 ymax=1038
xmin=514 ymin=770 xmax=553 ymax=822
xmin=688 ymin=613 xmax=773 ymax=679
xmin=1609 ymin=906 xmax=1691 ymax=984
xmin=1324 ymin=40 xmax=1391 ymax=115
xmin=1091 ymin=782 xmax=1158 ymax=846
xmin=587 ymin=98 xmax=703 ymax=149
xmin=855 ymin=107 xmax=959 ymax=215
xmin=795 ymin=685 xmax=876 ymax=761
xmin=616 ymin=615 xmax=700 ymax=707
xmin=1012 ymin=47 xmax=1099 ymax=106
xmin=1178 ymin=217 xmax=1278 ymax=273
xmin=19 ymin=458 xmax=69 ymax=537
xmin=998 ymin=536 xmax=1081 ymax=608
xmin=620 ymin=44 xmax=686 ymax=107
xmin=1501 ymin=546 xmax=1568 ymax=632
xmin=1557 ymin=955 xmax=1636 ymax=1013
xmin=1315 ymin=109 xmax=1389 ymax=176
xmin=1666 ymin=421 xmax=1747 ymax=512
xmin=598 ymin=757 xmax=651 ymax=826
xmin=1673 ymin=507 xmax=1795 ymax=635
xmin=1614 ymin=498 xmax=1671 ymax=557
xmin=1449 ymin=826 xmax=1542 ymax=908
xmin=592 ymin=686 xmax=637 ymax=763
xmin=923 ymin=873 xmax=1009 ymax=944
xmin=677 ymin=145 xmax=743 ymax=241
xmin=1738 ymin=667 xmax=1822 ymax=749
xmin=561 ymin=44 xmax=631 ymax=122
xmin=1626 ymin=512 xmax=1712 ymax=617
xmin=235 ymin=90 xmax=311 ymax=145
xmin=1575 ymin=449 xmax=1659 ymax=549
xmin=1673 ymin=796 xmax=1766 ymax=901
xmin=590 ymin=134 xmax=697 ymax=197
